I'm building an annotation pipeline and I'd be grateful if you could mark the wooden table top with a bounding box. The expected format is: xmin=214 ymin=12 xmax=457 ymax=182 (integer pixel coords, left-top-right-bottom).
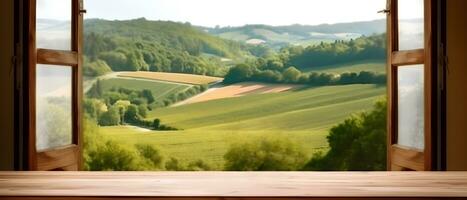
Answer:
xmin=0 ymin=172 xmax=467 ymax=197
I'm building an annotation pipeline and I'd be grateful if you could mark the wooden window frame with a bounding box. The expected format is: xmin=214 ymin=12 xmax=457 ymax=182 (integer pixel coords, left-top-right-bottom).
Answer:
xmin=387 ymin=0 xmax=433 ymax=171
xmin=27 ymin=0 xmax=83 ymax=171
xmin=22 ymin=0 xmax=439 ymax=172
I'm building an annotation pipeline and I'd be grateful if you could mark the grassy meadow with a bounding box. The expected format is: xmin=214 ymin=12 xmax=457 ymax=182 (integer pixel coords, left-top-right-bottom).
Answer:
xmin=100 ymin=84 xmax=386 ymax=168
xmin=118 ymin=71 xmax=223 ymax=85
xmin=100 ymin=78 xmax=191 ymax=99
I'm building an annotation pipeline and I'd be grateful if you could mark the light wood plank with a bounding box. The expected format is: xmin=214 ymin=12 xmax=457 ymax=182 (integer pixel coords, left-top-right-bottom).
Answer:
xmin=0 ymin=172 xmax=466 ymax=197
xmin=391 ymin=145 xmax=425 ymax=171
xmin=37 ymin=49 xmax=78 ymax=66
xmin=391 ymin=49 xmax=425 ymax=66
xmin=37 ymin=145 xmax=79 ymax=171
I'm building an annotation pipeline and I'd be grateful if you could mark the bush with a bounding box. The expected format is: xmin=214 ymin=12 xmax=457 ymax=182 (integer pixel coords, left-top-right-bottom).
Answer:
xmin=84 ymin=116 xmax=166 ymax=171
xmin=135 ymin=144 xmax=164 ymax=169
xmin=165 ymin=157 xmax=213 ymax=171
xmin=224 ymin=137 xmax=307 ymax=171
xmin=187 ymin=159 xmax=214 ymax=171
xmin=165 ymin=157 xmax=185 ymax=171
xmin=85 ymin=140 xmax=141 ymax=171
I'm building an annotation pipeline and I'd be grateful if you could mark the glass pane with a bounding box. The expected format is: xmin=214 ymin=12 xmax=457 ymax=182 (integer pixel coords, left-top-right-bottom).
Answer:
xmin=36 ymin=64 xmax=73 ymax=151
xmin=36 ymin=0 xmax=72 ymax=50
xmin=397 ymin=65 xmax=424 ymax=150
xmin=398 ymin=0 xmax=424 ymax=51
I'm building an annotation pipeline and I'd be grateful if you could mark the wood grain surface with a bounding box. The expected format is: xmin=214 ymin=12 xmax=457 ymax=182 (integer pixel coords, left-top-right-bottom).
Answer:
xmin=0 ymin=172 xmax=466 ymax=198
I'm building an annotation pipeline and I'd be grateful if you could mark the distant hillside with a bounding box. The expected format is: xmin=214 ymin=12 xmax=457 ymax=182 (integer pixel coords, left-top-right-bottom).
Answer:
xmin=82 ymin=18 xmax=254 ymax=77
xmin=200 ymin=19 xmax=392 ymax=48
xmin=84 ymin=18 xmax=250 ymax=58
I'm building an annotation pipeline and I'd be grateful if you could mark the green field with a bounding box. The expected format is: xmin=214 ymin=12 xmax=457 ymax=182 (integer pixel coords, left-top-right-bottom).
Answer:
xmin=305 ymin=60 xmax=387 ymax=74
xmin=100 ymin=78 xmax=191 ymax=99
xmin=101 ymin=84 xmax=386 ymax=168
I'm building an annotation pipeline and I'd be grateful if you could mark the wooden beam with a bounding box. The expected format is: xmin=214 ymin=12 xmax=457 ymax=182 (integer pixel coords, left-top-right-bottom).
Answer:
xmin=37 ymin=49 xmax=78 ymax=66
xmin=36 ymin=145 xmax=79 ymax=171
xmin=391 ymin=145 xmax=425 ymax=171
xmin=391 ymin=49 xmax=425 ymax=66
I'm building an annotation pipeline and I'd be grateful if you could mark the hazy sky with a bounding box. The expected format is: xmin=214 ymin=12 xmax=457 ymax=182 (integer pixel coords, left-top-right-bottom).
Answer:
xmin=81 ymin=0 xmax=390 ymax=27
xmin=38 ymin=0 xmax=426 ymax=27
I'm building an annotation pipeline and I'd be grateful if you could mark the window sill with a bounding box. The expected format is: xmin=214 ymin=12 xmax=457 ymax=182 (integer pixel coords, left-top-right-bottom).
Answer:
xmin=0 ymin=172 xmax=466 ymax=199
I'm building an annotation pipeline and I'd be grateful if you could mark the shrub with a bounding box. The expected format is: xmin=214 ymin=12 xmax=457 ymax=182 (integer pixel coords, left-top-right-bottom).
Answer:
xmin=85 ymin=140 xmax=141 ymax=171
xmin=165 ymin=157 xmax=213 ymax=171
xmin=165 ymin=157 xmax=186 ymax=171
xmin=135 ymin=144 xmax=164 ymax=169
xmin=224 ymin=137 xmax=306 ymax=171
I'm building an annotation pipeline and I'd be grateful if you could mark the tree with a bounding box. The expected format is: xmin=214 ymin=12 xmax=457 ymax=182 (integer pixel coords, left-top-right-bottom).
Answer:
xmin=141 ymin=89 xmax=155 ymax=104
xmin=98 ymin=51 xmax=128 ymax=71
xmin=87 ymin=79 xmax=103 ymax=98
xmin=83 ymin=98 xmax=107 ymax=120
xmin=223 ymin=64 xmax=257 ymax=84
xmin=83 ymin=58 xmax=112 ymax=77
xmin=302 ymin=100 xmax=387 ymax=171
xmin=282 ymin=66 xmax=301 ymax=83
xmin=138 ymin=104 xmax=148 ymax=118
xmin=224 ymin=137 xmax=306 ymax=171
xmin=98 ymin=106 xmax=120 ymax=126
xmin=124 ymin=104 xmax=140 ymax=124
xmin=152 ymin=118 xmax=161 ymax=130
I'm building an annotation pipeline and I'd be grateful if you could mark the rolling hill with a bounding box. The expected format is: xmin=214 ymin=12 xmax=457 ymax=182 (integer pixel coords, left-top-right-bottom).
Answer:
xmin=202 ymin=20 xmax=387 ymax=48
xmin=99 ymin=78 xmax=191 ymax=100
xmin=101 ymin=84 xmax=386 ymax=167
xmin=84 ymin=18 xmax=250 ymax=58
xmin=202 ymin=19 xmax=421 ymax=49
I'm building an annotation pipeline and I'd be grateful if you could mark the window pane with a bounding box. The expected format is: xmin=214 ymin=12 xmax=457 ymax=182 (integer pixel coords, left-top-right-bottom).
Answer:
xmin=397 ymin=65 xmax=424 ymax=150
xmin=36 ymin=64 xmax=73 ymax=151
xmin=36 ymin=0 xmax=72 ymax=50
xmin=398 ymin=0 xmax=424 ymax=51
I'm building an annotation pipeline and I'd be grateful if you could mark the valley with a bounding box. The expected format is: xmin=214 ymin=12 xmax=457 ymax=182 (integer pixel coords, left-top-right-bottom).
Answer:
xmin=81 ymin=18 xmax=388 ymax=171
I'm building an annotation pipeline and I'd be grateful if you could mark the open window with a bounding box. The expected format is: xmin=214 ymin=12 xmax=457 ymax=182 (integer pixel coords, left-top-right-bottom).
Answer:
xmin=22 ymin=0 xmax=439 ymax=171
xmin=387 ymin=0 xmax=433 ymax=171
xmin=27 ymin=0 xmax=83 ymax=170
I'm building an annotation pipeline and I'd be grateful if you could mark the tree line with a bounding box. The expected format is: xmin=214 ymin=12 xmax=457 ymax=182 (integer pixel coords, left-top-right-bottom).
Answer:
xmin=223 ymin=64 xmax=386 ymax=86
xmin=282 ymin=34 xmax=386 ymax=69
